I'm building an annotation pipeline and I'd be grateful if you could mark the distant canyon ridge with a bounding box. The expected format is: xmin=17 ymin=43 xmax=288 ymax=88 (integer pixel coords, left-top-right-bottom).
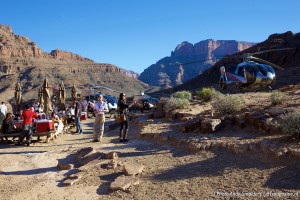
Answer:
xmin=0 ymin=25 xmax=146 ymax=102
xmin=138 ymin=40 xmax=255 ymax=88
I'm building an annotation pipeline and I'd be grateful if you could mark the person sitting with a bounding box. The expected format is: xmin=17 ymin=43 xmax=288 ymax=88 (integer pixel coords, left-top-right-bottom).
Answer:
xmin=14 ymin=109 xmax=23 ymax=121
xmin=2 ymin=113 xmax=20 ymax=141
xmin=66 ymin=105 xmax=76 ymax=124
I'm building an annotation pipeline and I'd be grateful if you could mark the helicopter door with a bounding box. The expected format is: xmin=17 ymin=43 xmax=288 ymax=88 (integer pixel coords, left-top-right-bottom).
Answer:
xmin=244 ymin=65 xmax=257 ymax=84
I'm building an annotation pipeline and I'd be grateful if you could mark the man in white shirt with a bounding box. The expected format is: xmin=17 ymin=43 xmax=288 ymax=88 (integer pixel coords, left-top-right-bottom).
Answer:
xmin=0 ymin=102 xmax=8 ymax=126
xmin=92 ymin=95 xmax=109 ymax=142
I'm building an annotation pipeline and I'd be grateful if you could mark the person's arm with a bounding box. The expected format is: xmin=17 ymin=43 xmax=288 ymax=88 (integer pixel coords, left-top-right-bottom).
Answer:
xmin=128 ymin=101 xmax=137 ymax=108
xmin=33 ymin=112 xmax=38 ymax=119
xmin=103 ymin=103 xmax=109 ymax=113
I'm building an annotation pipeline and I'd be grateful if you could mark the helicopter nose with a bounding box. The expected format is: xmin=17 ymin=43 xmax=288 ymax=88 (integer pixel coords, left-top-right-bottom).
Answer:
xmin=267 ymin=72 xmax=275 ymax=80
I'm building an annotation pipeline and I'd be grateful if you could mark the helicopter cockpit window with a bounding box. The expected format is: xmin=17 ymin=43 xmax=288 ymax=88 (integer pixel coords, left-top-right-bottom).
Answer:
xmin=257 ymin=65 xmax=268 ymax=76
xmin=244 ymin=65 xmax=259 ymax=74
xmin=237 ymin=67 xmax=244 ymax=77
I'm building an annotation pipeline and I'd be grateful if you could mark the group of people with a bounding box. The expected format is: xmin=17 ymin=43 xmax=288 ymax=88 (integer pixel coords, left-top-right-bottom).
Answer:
xmin=0 ymin=102 xmax=38 ymax=146
xmin=0 ymin=92 xmax=137 ymax=146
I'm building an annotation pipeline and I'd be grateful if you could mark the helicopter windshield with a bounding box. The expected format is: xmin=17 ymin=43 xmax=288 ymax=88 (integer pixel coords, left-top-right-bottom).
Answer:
xmin=244 ymin=65 xmax=259 ymax=74
xmin=259 ymin=64 xmax=275 ymax=74
xmin=257 ymin=65 xmax=268 ymax=76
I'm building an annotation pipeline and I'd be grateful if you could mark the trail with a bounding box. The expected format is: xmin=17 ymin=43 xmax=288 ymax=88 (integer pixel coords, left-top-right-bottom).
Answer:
xmin=0 ymin=116 xmax=299 ymax=200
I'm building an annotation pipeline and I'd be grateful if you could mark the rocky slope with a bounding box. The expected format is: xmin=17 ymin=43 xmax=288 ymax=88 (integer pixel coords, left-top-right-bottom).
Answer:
xmin=0 ymin=25 xmax=147 ymax=102
xmin=167 ymin=31 xmax=300 ymax=93
xmin=139 ymin=40 xmax=255 ymax=89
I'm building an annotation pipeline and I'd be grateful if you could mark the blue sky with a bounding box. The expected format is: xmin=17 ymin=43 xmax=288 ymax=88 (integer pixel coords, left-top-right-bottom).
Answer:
xmin=1 ymin=0 xmax=299 ymax=73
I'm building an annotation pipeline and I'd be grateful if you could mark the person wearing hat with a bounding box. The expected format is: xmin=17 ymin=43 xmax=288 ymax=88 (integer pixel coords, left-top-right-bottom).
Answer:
xmin=92 ymin=95 xmax=109 ymax=142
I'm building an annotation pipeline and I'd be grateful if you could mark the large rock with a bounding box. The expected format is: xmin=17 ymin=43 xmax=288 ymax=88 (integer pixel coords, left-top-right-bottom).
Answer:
xmin=106 ymin=152 xmax=120 ymax=159
xmin=57 ymin=161 xmax=74 ymax=170
xmin=180 ymin=118 xmax=201 ymax=132
xmin=201 ymin=118 xmax=222 ymax=133
xmin=123 ymin=163 xmax=144 ymax=176
xmin=61 ymin=174 xmax=82 ymax=187
xmin=110 ymin=175 xmax=140 ymax=191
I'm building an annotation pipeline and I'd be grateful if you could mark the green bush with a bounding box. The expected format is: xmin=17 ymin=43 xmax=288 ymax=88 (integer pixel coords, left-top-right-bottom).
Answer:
xmin=211 ymin=94 xmax=245 ymax=115
xmin=270 ymin=91 xmax=288 ymax=105
xmin=280 ymin=111 xmax=300 ymax=137
xmin=196 ymin=87 xmax=221 ymax=102
xmin=173 ymin=91 xmax=192 ymax=101
xmin=164 ymin=97 xmax=190 ymax=112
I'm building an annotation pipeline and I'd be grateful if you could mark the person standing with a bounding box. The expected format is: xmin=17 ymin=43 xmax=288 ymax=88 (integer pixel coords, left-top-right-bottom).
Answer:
xmin=17 ymin=104 xmax=38 ymax=146
xmin=92 ymin=95 xmax=109 ymax=142
xmin=73 ymin=98 xmax=83 ymax=134
xmin=0 ymin=101 xmax=8 ymax=127
xmin=117 ymin=93 xmax=136 ymax=142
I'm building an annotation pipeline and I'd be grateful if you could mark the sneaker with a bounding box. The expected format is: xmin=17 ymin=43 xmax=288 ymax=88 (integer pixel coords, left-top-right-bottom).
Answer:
xmin=26 ymin=142 xmax=30 ymax=146
xmin=92 ymin=139 xmax=99 ymax=143
xmin=119 ymin=139 xmax=124 ymax=143
xmin=15 ymin=142 xmax=22 ymax=146
xmin=123 ymin=139 xmax=129 ymax=142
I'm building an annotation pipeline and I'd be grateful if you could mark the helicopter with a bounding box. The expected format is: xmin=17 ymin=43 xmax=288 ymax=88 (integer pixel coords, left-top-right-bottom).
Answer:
xmin=218 ymin=48 xmax=294 ymax=90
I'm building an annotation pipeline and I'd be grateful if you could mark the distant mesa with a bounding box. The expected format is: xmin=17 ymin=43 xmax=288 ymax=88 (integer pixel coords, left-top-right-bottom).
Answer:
xmin=138 ymin=39 xmax=255 ymax=88
xmin=0 ymin=24 xmax=147 ymax=102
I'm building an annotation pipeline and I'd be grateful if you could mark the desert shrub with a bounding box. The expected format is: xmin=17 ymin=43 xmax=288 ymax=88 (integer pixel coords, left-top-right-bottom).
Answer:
xmin=157 ymin=97 xmax=169 ymax=111
xmin=211 ymin=94 xmax=245 ymax=115
xmin=280 ymin=111 xmax=300 ymax=137
xmin=270 ymin=91 xmax=288 ymax=105
xmin=164 ymin=97 xmax=190 ymax=112
xmin=173 ymin=91 xmax=192 ymax=101
xmin=196 ymin=87 xmax=222 ymax=102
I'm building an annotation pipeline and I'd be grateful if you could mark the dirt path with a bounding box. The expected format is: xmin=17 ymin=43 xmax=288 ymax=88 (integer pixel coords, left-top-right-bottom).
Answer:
xmin=0 ymin=117 xmax=299 ymax=200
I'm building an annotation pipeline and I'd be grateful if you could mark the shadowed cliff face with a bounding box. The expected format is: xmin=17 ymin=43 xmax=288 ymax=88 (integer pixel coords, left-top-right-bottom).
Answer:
xmin=169 ymin=31 xmax=300 ymax=93
xmin=138 ymin=40 xmax=255 ymax=88
xmin=0 ymin=25 xmax=147 ymax=102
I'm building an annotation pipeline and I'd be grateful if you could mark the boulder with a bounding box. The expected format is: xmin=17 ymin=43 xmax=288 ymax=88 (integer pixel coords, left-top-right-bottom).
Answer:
xmin=61 ymin=174 xmax=81 ymax=187
xmin=200 ymin=118 xmax=222 ymax=133
xmin=106 ymin=152 xmax=120 ymax=159
xmin=110 ymin=175 xmax=140 ymax=191
xmin=123 ymin=163 xmax=144 ymax=176
xmin=57 ymin=161 xmax=74 ymax=170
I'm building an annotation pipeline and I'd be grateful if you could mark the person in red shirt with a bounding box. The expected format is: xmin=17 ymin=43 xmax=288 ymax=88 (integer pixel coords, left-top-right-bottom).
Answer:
xmin=16 ymin=104 xmax=38 ymax=146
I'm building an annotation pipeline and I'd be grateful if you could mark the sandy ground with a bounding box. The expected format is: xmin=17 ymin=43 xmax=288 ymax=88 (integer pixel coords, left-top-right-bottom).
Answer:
xmin=1 ymin=90 xmax=300 ymax=200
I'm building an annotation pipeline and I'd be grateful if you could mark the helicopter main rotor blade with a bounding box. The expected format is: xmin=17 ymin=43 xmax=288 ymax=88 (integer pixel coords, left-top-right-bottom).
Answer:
xmin=176 ymin=58 xmax=214 ymax=66
xmin=250 ymin=56 xmax=284 ymax=70
xmin=251 ymin=48 xmax=294 ymax=56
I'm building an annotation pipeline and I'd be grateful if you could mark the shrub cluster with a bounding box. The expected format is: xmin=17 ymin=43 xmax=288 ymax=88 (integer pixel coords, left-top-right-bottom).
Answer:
xmin=196 ymin=87 xmax=221 ymax=102
xmin=211 ymin=94 xmax=245 ymax=115
xmin=280 ymin=111 xmax=300 ymax=138
xmin=270 ymin=91 xmax=288 ymax=105
xmin=164 ymin=97 xmax=190 ymax=112
xmin=173 ymin=91 xmax=192 ymax=101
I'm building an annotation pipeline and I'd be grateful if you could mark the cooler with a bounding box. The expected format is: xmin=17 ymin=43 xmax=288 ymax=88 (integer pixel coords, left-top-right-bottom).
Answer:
xmin=36 ymin=119 xmax=53 ymax=132
xmin=38 ymin=113 xmax=47 ymax=120
xmin=80 ymin=112 xmax=87 ymax=120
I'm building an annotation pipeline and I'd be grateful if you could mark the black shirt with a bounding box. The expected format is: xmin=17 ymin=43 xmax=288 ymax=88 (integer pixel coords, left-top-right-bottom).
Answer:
xmin=118 ymin=100 xmax=128 ymax=114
